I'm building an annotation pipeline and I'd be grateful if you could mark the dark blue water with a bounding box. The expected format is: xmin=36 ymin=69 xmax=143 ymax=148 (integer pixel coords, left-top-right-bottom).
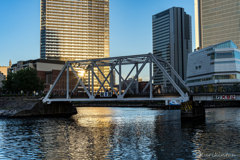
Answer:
xmin=0 ymin=107 xmax=240 ymax=159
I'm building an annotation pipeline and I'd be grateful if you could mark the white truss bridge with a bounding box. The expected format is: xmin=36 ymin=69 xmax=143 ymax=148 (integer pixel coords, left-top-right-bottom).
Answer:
xmin=43 ymin=53 xmax=190 ymax=104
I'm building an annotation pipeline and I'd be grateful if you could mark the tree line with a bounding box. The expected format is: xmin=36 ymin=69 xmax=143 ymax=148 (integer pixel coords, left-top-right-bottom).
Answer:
xmin=0 ymin=67 xmax=45 ymax=93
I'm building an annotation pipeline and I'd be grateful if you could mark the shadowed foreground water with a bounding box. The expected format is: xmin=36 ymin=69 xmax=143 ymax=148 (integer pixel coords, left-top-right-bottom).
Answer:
xmin=0 ymin=107 xmax=240 ymax=159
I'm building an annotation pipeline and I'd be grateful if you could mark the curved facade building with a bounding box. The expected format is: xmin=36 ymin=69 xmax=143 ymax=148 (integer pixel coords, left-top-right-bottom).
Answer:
xmin=187 ymin=40 xmax=240 ymax=86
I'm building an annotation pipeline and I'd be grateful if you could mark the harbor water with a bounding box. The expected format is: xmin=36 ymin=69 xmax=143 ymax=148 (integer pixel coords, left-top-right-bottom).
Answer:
xmin=0 ymin=107 xmax=240 ymax=159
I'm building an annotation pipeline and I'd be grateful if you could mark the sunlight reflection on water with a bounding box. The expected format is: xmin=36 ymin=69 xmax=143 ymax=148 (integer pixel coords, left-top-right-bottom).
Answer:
xmin=0 ymin=107 xmax=239 ymax=159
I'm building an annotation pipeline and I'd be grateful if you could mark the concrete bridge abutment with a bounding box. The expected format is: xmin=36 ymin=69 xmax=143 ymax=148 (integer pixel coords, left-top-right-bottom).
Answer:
xmin=0 ymin=98 xmax=78 ymax=118
xmin=40 ymin=102 xmax=78 ymax=117
xmin=181 ymin=100 xmax=205 ymax=121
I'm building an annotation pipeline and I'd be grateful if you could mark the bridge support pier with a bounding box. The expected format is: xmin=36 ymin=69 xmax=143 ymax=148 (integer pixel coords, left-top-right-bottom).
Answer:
xmin=165 ymin=100 xmax=168 ymax=105
xmin=41 ymin=102 xmax=77 ymax=117
xmin=181 ymin=101 xmax=205 ymax=121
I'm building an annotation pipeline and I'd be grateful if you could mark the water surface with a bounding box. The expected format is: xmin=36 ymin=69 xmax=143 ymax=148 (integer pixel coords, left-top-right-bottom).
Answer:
xmin=0 ymin=107 xmax=240 ymax=159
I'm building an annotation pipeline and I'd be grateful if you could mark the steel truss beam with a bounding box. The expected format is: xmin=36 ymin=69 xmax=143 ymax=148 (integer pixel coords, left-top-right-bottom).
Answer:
xmin=42 ymin=53 xmax=189 ymax=104
xmin=113 ymin=63 xmax=135 ymax=95
xmin=93 ymin=61 xmax=118 ymax=97
xmin=155 ymin=56 xmax=190 ymax=92
xmin=69 ymin=65 xmax=92 ymax=98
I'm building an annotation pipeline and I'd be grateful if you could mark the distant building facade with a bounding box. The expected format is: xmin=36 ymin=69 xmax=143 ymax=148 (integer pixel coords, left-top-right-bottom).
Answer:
xmin=0 ymin=60 xmax=11 ymax=87
xmin=115 ymin=79 xmax=150 ymax=94
xmin=187 ymin=40 xmax=240 ymax=87
xmin=0 ymin=72 xmax=5 ymax=88
xmin=0 ymin=60 xmax=12 ymax=77
xmin=121 ymin=76 xmax=142 ymax=94
xmin=195 ymin=0 xmax=240 ymax=49
xmin=9 ymin=59 xmax=78 ymax=93
xmin=152 ymin=7 xmax=192 ymax=86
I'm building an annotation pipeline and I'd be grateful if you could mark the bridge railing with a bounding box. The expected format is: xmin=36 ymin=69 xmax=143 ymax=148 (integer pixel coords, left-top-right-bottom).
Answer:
xmin=0 ymin=91 xmax=44 ymax=97
xmin=190 ymin=84 xmax=240 ymax=93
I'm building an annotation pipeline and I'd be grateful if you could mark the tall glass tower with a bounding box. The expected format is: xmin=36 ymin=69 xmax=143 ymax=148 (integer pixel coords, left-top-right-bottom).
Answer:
xmin=40 ymin=0 xmax=109 ymax=89
xmin=152 ymin=7 xmax=192 ymax=85
xmin=195 ymin=0 xmax=240 ymax=49
xmin=40 ymin=0 xmax=109 ymax=61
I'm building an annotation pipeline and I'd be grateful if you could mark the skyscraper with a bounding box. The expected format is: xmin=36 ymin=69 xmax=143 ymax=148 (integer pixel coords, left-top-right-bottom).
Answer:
xmin=40 ymin=0 xmax=109 ymax=61
xmin=152 ymin=7 xmax=192 ymax=85
xmin=195 ymin=0 xmax=240 ymax=49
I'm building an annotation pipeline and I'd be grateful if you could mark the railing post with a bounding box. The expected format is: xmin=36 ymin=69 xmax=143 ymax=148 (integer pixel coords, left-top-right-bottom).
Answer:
xmin=119 ymin=58 xmax=122 ymax=97
xmin=92 ymin=63 xmax=94 ymax=97
xmin=88 ymin=69 xmax=90 ymax=92
xmin=136 ymin=63 xmax=139 ymax=94
xmin=165 ymin=100 xmax=168 ymax=105
xmin=67 ymin=64 xmax=69 ymax=99
xmin=150 ymin=58 xmax=153 ymax=98
xmin=110 ymin=66 xmax=114 ymax=91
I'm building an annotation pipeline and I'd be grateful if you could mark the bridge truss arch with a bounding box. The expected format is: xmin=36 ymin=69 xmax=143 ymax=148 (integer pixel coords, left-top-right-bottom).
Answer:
xmin=43 ymin=53 xmax=190 ymax=104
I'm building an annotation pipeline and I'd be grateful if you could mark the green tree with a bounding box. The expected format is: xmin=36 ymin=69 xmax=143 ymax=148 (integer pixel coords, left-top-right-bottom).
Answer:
xmin=207 ymin=84 xmax=214 ymax=93
xmin=2 ymin=67 xmax=45 ymax=92
xmin=217 ymin=86 xmax=223 ymax=93
xmin=2 ymin=72 xmax=15 ymax=92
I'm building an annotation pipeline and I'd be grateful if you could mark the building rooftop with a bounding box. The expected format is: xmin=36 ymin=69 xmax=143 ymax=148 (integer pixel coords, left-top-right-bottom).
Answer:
xmin=209 ymin=40 xmax=237 ymax=49
xmin=192 ymin=40 xmax=238 ymax=55
xmin=11 ymin=59 xmax=66 ymax=68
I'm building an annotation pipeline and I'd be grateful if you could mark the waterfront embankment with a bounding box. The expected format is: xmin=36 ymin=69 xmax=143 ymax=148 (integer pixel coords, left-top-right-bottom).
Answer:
xmin=0 ymin=97 xmax=77 ymax=118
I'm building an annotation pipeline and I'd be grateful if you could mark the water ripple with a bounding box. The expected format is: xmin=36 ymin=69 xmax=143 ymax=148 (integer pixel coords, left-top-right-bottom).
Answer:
xmin=0 ymin=107 xmax=239 ymax=159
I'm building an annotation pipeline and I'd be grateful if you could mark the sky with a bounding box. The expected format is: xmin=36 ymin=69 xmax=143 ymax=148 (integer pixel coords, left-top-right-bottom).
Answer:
xmin=0 ymin=0 xmax=195 ymax=67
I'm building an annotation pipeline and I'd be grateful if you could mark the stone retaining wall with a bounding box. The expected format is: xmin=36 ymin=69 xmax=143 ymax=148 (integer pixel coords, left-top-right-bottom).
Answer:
xmin=0 ymin=98 xmax=77 ymax=118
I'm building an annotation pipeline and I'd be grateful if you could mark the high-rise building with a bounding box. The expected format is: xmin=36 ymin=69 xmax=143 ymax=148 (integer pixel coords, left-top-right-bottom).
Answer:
xmin=152 ymin=7 xmax=192 ymax=85
xmin=40 ymin=0 xmax=109 ymax=61
xmin=195 ymin=0 xmax=240 ymax=49
xmin=40 ymin=0 xmax=109 ymax=88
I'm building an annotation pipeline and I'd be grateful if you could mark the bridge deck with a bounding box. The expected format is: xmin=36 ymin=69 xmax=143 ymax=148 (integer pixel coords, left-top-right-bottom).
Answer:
xmin=47 ymin=94 xmax=182 ymax=102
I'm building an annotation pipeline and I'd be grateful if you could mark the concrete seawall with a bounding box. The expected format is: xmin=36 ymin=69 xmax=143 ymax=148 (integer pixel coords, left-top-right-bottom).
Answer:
xmin=0 ymin=97 xmax=77 ymax=118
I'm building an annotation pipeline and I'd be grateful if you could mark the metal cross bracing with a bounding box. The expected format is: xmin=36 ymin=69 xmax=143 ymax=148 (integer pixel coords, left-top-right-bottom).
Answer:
xmin=42 ymin=53 xmax=190 ymax=104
